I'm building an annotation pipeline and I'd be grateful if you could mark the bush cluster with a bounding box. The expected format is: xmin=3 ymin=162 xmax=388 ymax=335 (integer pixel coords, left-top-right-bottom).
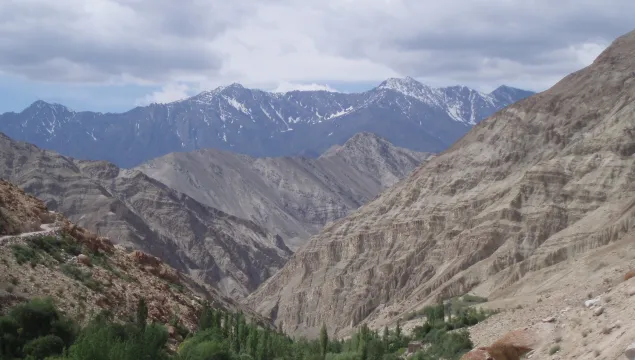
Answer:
xmin=1 ymin=295 xmax=492 ymax=360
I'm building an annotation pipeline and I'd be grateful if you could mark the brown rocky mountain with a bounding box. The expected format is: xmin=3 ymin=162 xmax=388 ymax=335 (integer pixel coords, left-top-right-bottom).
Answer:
xmin=0 ymin=179 xmax=55 ymax=236
xmin=137 ymin=132 xmax=430 ymax=250
xmin=0 ymin=178 xmax=271 ymax=331
xmin=0 ymin=134 xmax=291 ymax=299
xmin=246 ymin=29 xmax=635 ymax=339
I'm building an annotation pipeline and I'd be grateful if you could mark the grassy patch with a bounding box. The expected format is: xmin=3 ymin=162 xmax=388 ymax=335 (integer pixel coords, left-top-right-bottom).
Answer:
xmin=169 ymin=282 xmax=185 ymax=293
xmin=91 ymin=253 xmax=136 ymax=283
xmin=61 ymin=264 xmax=102 ymax=292
xmin=11 ymin=235 xmax=84 ymax=266
xmin=27 ymin=235 xmax=82 ymax=262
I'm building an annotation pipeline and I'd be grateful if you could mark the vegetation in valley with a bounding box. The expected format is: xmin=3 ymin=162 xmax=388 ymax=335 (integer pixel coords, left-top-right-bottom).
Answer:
xmin=0 ymin=297 xmax=494 ymax=360
xmin=2 ymin=233 xmax=495 ymax=360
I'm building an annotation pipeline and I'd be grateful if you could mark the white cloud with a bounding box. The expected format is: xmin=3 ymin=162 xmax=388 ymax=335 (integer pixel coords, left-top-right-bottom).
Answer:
xmin=0 ymin=0 xmax=633 ymax=95
xmin=272 ymin=82 xmax=339 ymax=93
xmin=136 ymin=84 xmax=191 ymax=105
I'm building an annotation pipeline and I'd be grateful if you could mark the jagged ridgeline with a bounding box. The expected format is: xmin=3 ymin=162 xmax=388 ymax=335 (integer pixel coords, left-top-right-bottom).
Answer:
xmin=0 ymin=79 xmax=533 ymax=168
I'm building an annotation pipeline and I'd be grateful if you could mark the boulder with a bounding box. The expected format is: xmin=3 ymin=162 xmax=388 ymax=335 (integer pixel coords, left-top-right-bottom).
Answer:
xmin=128 ymin=250 xmax=162 ymax=267
xmin=625 ymin=342 xmax=635 ymax=360
xmin=167 ymin=325 xmax=177 ymax=337
xmin=585 ymin=297 xmax=601 ymax=308
xmin=593 ymin=306 xmax=604 ymax=316
xmin=77 ymin=254 xmax=91 ymax=266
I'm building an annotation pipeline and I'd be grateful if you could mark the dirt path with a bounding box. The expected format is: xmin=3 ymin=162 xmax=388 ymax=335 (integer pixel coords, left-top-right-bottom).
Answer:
xmin=0 ymin=223 xmax=60 ymax=244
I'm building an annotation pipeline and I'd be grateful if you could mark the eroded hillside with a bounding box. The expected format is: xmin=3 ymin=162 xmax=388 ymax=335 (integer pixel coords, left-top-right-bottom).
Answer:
xmin=138 ymin=132 xmax=430 ymax=249
xmin=0 ymin=136 xmax=290 ymax=298
xmin=246 ymin=29 xmax=635 ymax=340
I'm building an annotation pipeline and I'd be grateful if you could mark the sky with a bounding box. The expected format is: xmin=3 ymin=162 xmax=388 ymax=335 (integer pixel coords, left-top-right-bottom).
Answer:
xmin=0 ymin=0 xmax=633 ymax=113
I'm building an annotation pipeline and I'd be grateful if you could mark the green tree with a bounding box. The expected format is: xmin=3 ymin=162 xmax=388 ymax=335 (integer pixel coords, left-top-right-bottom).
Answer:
xmin=319 ymin=324 xmax=329 ymax=359
xmin=359 ymin=337 xmax=368 ymax=360
xmin=214 ymin=310 xmax=222 ymax=329
xmin=256 ymin=329 xmax=269 ymax=360
xmin=382 ymin=326 xmax=389 ymax=351
xmin=223 ymin=312 xmax=230 ymax=337
xmin=198 ymin=303 xmax=215 ymax=331
xmin=395 ymin=320 xmax=401 ymax=341
xmin=232 ymin=312 xmax=241 ymax=353
xmin=366 ymin=338 xmax=385 ymax=360
xmin=136 ymin=298 xmax=148 ymax=332
xmin=247 ymin=326 xmax=259 ymax=357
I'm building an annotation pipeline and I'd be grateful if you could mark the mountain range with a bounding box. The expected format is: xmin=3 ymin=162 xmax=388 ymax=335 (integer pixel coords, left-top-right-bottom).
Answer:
xmin=246 ymin=29 xmax=635 ymax=340
xmin=0 ymin=78 xmax=533 ymax=168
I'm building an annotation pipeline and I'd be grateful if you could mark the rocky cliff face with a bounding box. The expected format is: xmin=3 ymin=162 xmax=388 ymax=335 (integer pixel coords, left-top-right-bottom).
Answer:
xmin=137 ymin=132 xmax=430 ymax=249
xmin=0 ymin=135 xmax=291 ymax=298
xmin=246 ymin=29 xmax=635 ymax=338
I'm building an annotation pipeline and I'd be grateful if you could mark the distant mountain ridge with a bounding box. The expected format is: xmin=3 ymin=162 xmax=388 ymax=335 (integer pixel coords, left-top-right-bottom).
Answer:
xmin=0 ymin=78 xmax=534 ymax=167
xmin=137 ymin=132 xmax=430 ymax=250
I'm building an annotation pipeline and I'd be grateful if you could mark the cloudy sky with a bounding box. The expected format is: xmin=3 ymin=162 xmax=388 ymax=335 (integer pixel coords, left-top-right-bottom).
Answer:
xmin=0 ymin=0 xmax=633 ymax=112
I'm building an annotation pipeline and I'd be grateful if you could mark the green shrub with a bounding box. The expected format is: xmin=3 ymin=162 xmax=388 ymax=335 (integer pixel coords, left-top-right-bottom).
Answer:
xmin=182 ymin=341 xmax=233 ymax=360
xmin=65 ymin=319 xmax=169 ymax=360
xmin=0 ymin=298 xmax=76 ymax=359
xmin=10 ymin=235 xmax=84 ymax=267
xmin=11 ymin=244 xmax=39 ymax=265
xmin=23 ymin=334 xmax=65 ymax=359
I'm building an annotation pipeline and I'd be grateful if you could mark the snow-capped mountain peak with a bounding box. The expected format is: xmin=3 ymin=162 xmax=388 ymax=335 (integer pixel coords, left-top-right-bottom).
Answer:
xmin=0 ymin=79 xmax=535 ymax=168
xmin=378 ymin=76 xmax=429 ymax=94
xmin=26 ymin=100 xmax=74 ymax=114
xmin=377 ymin=77 xmax=445 ymax=107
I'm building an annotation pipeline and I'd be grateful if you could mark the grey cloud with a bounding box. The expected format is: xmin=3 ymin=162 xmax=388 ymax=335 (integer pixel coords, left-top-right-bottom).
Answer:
xmin=0 ymin=1 xmax=232 ymax=82
xmin=118 ymin=0 xmax=251 ymax=39
xmin=309 ymin=0 xmax=635 ymax=88
xmin=0 ymin=0 xmax=634 ymax=91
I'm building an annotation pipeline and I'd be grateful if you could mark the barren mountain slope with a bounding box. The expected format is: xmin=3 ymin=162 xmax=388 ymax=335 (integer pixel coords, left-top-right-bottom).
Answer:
xmin=246 ymin=29 xmax=635 ymax=338
xmin=0 ymin=178 xmax=271 ymax=335
xmin=0 ymin=179 xmax=55 ymax=235
xmin=0 ymin=134 xmax=291 ymax=298
xmin=462 ymin=236 xmax=635 ymax=360
xmin=138 ymin=132 xmax=430 ymax=249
